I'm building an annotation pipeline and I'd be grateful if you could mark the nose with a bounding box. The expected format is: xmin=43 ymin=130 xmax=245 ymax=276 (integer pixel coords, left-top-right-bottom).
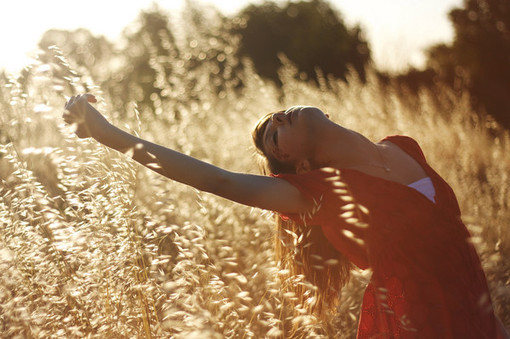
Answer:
xmin=272 ymin=112 xmax=285 ymax=125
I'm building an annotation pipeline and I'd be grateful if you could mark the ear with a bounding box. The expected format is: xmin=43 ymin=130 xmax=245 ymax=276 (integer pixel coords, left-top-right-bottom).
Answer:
xmin=296 ymin=159 xmax=311 ymax=174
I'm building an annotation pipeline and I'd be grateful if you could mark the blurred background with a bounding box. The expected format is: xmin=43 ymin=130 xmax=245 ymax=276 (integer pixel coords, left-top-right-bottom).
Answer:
xmin=1 ymin=0 xmax=461 ymax=73
xmin=0 ymin=1 xmax=508 ymax=337
xmin=1 ymin=0 xmax=509 ymax=128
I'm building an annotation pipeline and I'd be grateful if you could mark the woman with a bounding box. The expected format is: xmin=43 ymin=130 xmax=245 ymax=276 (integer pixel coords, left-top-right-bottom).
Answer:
xmin=63 ymin=94 xmax=507 ymax=338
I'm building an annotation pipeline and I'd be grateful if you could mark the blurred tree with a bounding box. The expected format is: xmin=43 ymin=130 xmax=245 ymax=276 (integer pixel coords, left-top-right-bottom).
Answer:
xmin=112 ymin=6 xmax=180 ymax=110
xmin=36 ymin=3 xmax=244 ymax=115
xmin=426 ymin=0 xmax=510 ymax=128
xmin=232 ymin=0 xmax=371 ymax=84
xmin=176 ymin=1 xmax=242 ymax=99
xmin=109 ymin=2 xmax=242 ymax=114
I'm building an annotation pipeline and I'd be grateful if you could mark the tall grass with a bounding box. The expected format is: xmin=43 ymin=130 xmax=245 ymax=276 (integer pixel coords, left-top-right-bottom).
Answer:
xmin=1 ymin=13 xmax=509 ymax=339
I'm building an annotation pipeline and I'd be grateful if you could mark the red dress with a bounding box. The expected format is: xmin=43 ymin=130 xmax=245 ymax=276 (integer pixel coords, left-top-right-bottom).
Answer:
xmin=277 ymin=135 xmax=498 ymax=338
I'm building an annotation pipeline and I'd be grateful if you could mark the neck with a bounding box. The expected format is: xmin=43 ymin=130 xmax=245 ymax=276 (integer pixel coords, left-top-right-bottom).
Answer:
xmin=310 ymin=122 xmax=380 ymax=170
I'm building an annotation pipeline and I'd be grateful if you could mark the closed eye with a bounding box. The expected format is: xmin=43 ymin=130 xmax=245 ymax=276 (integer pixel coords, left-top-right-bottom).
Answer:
xmin=273 ymin=130 xmax=278 ymax=147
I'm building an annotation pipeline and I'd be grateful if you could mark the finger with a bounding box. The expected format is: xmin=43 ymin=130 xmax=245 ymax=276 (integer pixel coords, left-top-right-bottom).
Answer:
xmin=85 ymin=93 xmax=97 ymax=103
xmin=66 ymin=95 xmax=85 ymax=111
xmin=63 ymin=109 xmax=80 ymax=119
xmin=63 ymin=110 xmax=74 ymax=118
xmin=65 ymin=96 xmax=76 ymax=110
xmin=76 ymin=93 xmax=97 ymax=104
xmin=64 ymin=95 xmax=73 ymax=107
xmin=63 ymin=112 xmax=73 ymax=124
xmin=62 ymin=111 xmax=74 ymax=123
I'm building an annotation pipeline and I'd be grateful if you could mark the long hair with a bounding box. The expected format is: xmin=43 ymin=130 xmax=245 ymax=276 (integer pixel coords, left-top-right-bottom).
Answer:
xmin=252 ymin=112 xmax=352 ymax=320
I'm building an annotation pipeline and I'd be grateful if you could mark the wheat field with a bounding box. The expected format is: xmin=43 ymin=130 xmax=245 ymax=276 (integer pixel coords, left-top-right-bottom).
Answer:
xmin=1 ymin=26 xmax=509 ymax=338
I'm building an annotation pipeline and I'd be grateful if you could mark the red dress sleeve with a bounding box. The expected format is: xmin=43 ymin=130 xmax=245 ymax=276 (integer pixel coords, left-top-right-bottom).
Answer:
xmin=274 ymin=168 xmax=371 ymax=269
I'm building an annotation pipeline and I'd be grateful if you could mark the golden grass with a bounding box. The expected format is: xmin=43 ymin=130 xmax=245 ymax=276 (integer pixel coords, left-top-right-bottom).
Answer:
xmin=0 ymin=42 xmax=508 ymax=338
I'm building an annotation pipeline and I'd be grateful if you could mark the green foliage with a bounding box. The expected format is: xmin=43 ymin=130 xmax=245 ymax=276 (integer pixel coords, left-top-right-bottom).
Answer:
xmin=426 ymin=0 xmax=510 ymax=128
xmin=111 ymin=7 xmax=180 ymax=110
xmin=92 ymin=2 xmax=241 ymax=115
xmin=34 ymin=1 xmax=371 ymax=114
xmin=232 ymin=0 xmax=370 ymax=84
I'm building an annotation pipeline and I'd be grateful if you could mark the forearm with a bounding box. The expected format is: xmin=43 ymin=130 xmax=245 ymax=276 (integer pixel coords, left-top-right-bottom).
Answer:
xmin=65 ymin=95 xmax=289 ymax=207
xmin=93 ymin=122 xmax=227 ymax=193
xmin=70 ymin=101 xmax=309 ymax=213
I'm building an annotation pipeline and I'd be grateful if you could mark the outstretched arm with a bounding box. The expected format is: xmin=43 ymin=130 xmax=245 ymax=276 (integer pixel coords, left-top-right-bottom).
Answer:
xmin=63 ymin=94 xmax=311 ymax=213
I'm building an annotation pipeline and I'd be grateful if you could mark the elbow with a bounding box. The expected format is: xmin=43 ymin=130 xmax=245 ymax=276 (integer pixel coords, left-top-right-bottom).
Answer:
xmin=199 ymin=170 xmax=251 ymax=206
xmin=199 ymin=169 xmax=232 ymax=197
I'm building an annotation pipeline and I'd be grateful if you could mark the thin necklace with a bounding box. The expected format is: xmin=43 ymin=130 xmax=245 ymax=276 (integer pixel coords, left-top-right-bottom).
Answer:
xmin=348 ymin=143 xmax=391 ymax=172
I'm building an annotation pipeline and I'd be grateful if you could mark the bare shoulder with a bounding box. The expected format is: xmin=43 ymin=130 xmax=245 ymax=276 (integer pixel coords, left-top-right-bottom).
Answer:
xmin=383 ymin=141 xmax=428 ymax=185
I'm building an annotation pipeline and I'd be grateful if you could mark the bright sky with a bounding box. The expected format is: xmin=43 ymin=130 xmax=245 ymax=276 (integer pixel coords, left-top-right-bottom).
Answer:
xmin=0 ymin=0 xmax=462 ymax=74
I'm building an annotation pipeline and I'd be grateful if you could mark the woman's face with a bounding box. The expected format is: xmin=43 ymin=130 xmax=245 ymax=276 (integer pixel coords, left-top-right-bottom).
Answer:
xmin=262 ymin=106 xmax=327 ymax=165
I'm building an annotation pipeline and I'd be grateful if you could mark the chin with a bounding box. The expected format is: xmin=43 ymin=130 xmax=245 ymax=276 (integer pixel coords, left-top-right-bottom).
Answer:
xmin=300 ymin=107 xmax=329 ymax=122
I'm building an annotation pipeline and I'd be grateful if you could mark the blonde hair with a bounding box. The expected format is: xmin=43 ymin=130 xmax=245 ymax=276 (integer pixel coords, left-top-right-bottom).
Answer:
xmin=252 ymin=112 xmax=352 ymax=321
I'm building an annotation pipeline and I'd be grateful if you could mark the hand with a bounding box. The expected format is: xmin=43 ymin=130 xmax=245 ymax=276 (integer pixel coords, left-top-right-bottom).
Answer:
xmin=63 ymin=94 xmax=106 ymax=139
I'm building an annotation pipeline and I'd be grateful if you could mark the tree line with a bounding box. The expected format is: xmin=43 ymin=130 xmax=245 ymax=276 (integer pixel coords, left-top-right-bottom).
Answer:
xmin=11 ymin=0 xmax=510 ymax=129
